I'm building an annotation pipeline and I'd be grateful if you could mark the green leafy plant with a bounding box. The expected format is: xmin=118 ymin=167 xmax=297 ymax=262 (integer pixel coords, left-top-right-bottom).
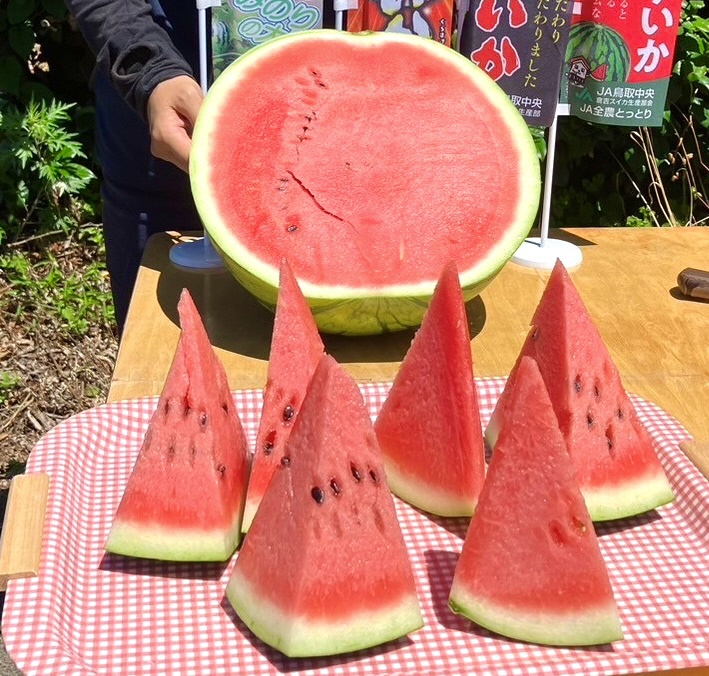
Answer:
xmin=0 ymin=371 xmax=21 ymax=406
xmin=0 ymin=98 xmax=96 ymax=245
xmin=0 ymin=224 xmax=114 ymax=337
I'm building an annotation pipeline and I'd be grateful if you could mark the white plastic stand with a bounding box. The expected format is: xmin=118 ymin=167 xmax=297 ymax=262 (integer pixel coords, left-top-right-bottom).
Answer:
xmin=168 ymin=0 xmax=225 ymax=271
xmin=512 ymin=104 xmax=583 ymax=270
xmin=334 ymin=0 xmax=358 ymax=31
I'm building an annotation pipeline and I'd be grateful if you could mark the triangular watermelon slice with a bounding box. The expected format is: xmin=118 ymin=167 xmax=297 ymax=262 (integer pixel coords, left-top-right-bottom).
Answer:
xmin=486 ymin=260 xmax=674 ymax=521
xmin=374 ymin=261 xmax=485 ymax=516
xmin=105 ymin=289 xmax=251 ymax=561
xmin=450 ymin=356 xmax=623 ymax=646
xmin=226 ymin=354 xmax=423 ymax=657
xmin=242 ymin=258 xmax=325 ymax=532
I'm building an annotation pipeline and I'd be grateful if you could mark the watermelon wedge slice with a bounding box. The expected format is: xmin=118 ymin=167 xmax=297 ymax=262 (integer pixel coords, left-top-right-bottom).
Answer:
xmin=374 ymin=261 xmax=485 ymax=516
xmin=449 ymin=356 xmax=623 ymax=647
xmin=105 ymin=289 xmax=251 ymax=561
xmin=226 ymin=354 xmax=423 ymax=657
xmin=486 ymin=260 xmax=674 ymax=521
xmin=190 ymin=30 xmax=541 ymax=335
xmin=242 ymin=258 xmax=325 ymax=532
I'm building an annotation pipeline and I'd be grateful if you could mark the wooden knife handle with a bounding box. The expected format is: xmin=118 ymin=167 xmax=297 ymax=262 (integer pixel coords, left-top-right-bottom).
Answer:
xmin=677 ymin=268 xmax=709 ymax=300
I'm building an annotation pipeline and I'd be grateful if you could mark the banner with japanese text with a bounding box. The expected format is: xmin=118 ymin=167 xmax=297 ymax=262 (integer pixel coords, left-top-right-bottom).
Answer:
xmin=212 ymin=0 xmax=324 ymax=78
xmin=560 ymin=0 xmax=683 ymax=126
xmin=457 ymin=0 xmax=574 ymax=127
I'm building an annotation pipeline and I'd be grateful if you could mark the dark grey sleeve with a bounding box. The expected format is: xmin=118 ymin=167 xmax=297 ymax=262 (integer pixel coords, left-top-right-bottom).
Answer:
xmin=65 ymin=0 xmax=195 ymax=119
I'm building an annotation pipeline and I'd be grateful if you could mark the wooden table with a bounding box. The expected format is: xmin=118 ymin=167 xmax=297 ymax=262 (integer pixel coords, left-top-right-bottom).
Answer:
xmin=110 ymin=226 xmax=709 ymax=483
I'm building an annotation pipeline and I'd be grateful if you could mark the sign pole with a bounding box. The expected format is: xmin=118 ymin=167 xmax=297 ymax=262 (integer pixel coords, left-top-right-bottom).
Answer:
xmin=511 ymin=103 xmax=583 ymax=270
xmin=169 ymin=0 xmax=226 ymax=271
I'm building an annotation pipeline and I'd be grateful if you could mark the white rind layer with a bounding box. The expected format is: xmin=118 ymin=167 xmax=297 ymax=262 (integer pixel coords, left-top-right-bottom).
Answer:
xmin=105 ymin=518 xmax=242 ymax=562
xmin=448 ymin=585 xmax=623 ymax=646
xmin=226 ymin=566 xmax=424 ymax=657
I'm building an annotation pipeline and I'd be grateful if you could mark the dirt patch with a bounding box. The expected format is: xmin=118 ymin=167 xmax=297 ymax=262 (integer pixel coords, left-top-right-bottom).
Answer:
xmin=0 ymin=236 xmax=118 ymax=493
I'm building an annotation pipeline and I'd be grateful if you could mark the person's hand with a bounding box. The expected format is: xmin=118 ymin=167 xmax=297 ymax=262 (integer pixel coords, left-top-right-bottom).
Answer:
xmin=146 ymin=75 xmax=204 ymax=173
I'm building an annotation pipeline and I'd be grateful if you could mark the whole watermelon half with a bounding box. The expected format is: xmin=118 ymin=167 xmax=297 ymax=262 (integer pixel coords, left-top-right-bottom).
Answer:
xmin=565 ymin=22 xmax=631 ymax=82
xmin=190 ymin=30 xmax=541 ymax=335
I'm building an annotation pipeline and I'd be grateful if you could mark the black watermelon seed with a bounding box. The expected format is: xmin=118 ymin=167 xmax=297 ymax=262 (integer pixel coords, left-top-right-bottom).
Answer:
xmin=216 ymin=464 xmax=226 ymax=476
xmin=164 ymin=401 xmax=171 ymax=415
xmin=264 ymin=430 xmax=276 ymax=455
xmin=283 ymin=405 xmax=295 ymax=422
xmin=574 ymin=375 xmax=583 ymax=393
xmin=221 ymin=402 xmax=229 ymax=414
xmin=368 ymin=468 xmax=378 ymax=484
xmin=586 ymin=412 xmax=595 ymax=428
xmin=311 ymin=486 xmax=325 ymax=504
xmin=532 ymin=327 xmax=540 ymax=340
xmin=199 ymin=412 xmax=208 ymax=428
xmin=280 ymin=456 xmax=291 ymax=466
xmin=616 ymin=408 xmax=625 ymax=420
xmin=287 ymin=224 xmax=298 ymax=233
xmin=350 ymin=462 xmax=362 ymax=482
xmin=329 ymin=478 xmax=341 ymax=496
xmin=594 ymin=382 xmax=601 ymax=400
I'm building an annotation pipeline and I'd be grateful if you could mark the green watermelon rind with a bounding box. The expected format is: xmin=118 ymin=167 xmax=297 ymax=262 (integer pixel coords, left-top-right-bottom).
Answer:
xmin=226 ymin=568 xmax=424 ymax=657
xmin=191 ymin=30 xmax=541 ymax=336
xmin=566 ymin=22 xmax=631 ymax=82
xmin=105 ymin=519 xmax=242 ymax=562
xmin=448 ymin=587 xmax=623 ymax=646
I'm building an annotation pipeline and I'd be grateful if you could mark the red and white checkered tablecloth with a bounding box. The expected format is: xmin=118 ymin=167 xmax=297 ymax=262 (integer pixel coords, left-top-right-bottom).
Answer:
xmin=3 ymin=379 xmax=709 ymax=676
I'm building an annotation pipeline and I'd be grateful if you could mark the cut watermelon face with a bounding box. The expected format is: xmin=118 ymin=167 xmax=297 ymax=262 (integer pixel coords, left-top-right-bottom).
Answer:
xmin=190 ymin=30 xmax=541 ymax=335
xmin=105 ymin=289 xmax=251 ymax=562
xmin=226 ymin=354 xmax=423 ymax=657
xmin=242 ymin=258 xmax=325 ymax=532
xmin=486 ymin=261 xmax=674 ymax=521
xmin=375 ymin=261 xmax=486 ymax=516
xmin=450 ymin=356 xmax=623 ymax=647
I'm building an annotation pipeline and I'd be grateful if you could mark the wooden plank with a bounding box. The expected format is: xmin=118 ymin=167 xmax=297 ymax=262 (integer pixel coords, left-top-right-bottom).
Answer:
xmin=0 ymin=473 xmax=50 ymax=591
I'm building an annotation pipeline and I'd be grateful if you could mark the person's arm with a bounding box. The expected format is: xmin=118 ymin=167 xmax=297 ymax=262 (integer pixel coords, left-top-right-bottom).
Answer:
xmin=66 ymin=0 xmax=202 ymax=170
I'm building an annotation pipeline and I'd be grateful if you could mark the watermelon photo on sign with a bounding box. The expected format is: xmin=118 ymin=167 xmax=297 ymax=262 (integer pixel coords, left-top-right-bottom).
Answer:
xmin=226 ymin=354 xmax=423 ymax=658
xmin=450 ymin=356 xmax=623 ymax=647
xmin=486 ymin=261 xmax=675 ymax=521
xmin=104 ymin=289 xmax=251 ymax=562
xmin=190 ymin=29 xmax=541 ymax=335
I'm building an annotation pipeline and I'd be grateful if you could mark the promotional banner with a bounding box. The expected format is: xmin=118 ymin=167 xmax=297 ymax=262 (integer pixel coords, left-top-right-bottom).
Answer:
xmin=560 ymin=0 xmax=683 ymax=126
xmin=347 ymin=0 xmax=455 ymax=47
xmin=457 ymin=0 xmax=574 ymax=126
xmin=212 ymin=0 xmax=324 ymax=77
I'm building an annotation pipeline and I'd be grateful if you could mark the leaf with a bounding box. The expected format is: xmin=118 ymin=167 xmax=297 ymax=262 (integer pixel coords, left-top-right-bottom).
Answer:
xmin=9 ymin=22 xmax=35 ymax=59
xmin=40 ymin=0 xmax=67 ymax=18
xmin=0 ymin=56 xmax=23 ymax=97
xmin=7 ymin=0 xmax=35 ymax=25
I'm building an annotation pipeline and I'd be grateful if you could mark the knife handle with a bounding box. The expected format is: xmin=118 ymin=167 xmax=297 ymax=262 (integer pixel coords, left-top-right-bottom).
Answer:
xmin=677 ymin=268 xmax=709 ymax=300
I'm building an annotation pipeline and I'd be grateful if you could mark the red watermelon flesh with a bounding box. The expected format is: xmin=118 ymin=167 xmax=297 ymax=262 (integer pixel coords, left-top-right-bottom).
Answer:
xmin=242 ymin=258 xmax=325 ymax=532
xmin=374 ymin=261 xmax=485 ymax=516
xmin=486 ymin=260 xmax=674 ymax=522
xmin=450 ymin=356 xmax=623 ymax=647
xmin=105 ymin=289 xmax=251 ymax=561
xmin=226 ymin=354 xmax=423 ymax=657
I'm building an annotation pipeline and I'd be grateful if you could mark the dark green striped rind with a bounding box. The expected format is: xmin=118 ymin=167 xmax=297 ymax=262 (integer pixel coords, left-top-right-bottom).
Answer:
xmin=566 ymin=22 xmax=631 ymax=81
